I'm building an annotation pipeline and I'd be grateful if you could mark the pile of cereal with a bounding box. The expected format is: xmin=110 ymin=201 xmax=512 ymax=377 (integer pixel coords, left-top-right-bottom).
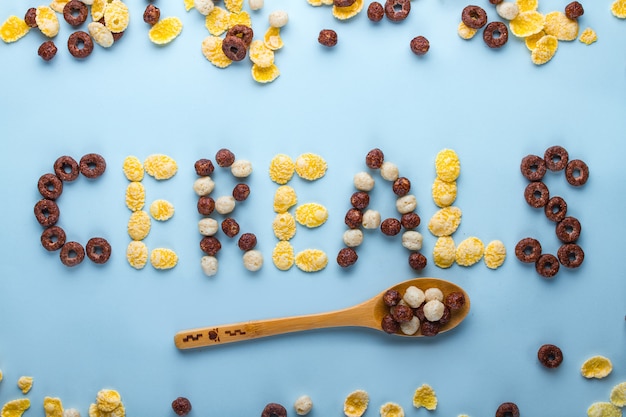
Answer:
xmin=516 ymin=145 xmax=588 ymax=278
xmin=343 ymin=384 xmax=438 ymax=417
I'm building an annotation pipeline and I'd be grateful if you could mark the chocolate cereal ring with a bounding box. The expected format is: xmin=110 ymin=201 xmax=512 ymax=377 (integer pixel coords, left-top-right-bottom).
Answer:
xmin=515 ymin=237 xmax=542 ymax=263
xmin=54 ymin=155 xmax=80 ymax=182
xmin=261 ymin=403 xmax=287 ymax=417
xmin=227 ymin=24 xmax=254 ymax=47
xmin=222 ymin=35 xmax=247 ymax=61
xmin=482 ymin=21 xmax=508 ymax=48
xmin=384 ymin=0 xmax=411 ymax=21
xmin=34 ymin=199 xmax=60 ymax=227
xmin=40 ymin=226 xmax=66 ymax=251
xmin=556 ymin=216 xmax=581 ymax=243
xmin=557 ymin=243 xmax=584 ymax=268
xmin=60 ymin=241 xmax=85 ymax=267
xmin=537 ymin=344 xmax=563 ymax=368
xmin=496 ymin=402 xmax=520 ymax=417
xmin=86 ymin=237 xmax=111 ymax=264
xmin=544 ymin=196 xmax=567 ymax=222
xmin=79 ymin=153 xmax=106 ymax=178
xmin=67 ymin=31 xmax=94 ymax=59
xmin=38 ymin=173 xmax=63 ymax=200
xmin=461 ymin=5 xmax=488 ymax=29
xmin=524 ymin=181 xmax=549 ymax=208
xmin=63 ymin=0 xmax=88 ymax=26
xmin=565 ymin=159 xmax=589 ymax=187
xmin=535 ymin=253 xmax=559 ymax=278
xmin=544 ymin=145 xmax=569 ymax=171
xmin=520 ymin=154 xmax=546 ymax=181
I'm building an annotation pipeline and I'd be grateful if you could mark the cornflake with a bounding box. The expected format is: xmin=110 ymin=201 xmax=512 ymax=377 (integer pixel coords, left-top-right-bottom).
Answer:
xmin=587 ymin=402 xmax=621 ymax=417
xmin=125 ymin=182 xmax=145 ymax=212
xmin=379 ymin=402 xmax=404 ymax=417
xmin=150 ymin=248 xmax=178 ymax=269
xmin=126 ymin=241 xmax=148 ymax=269
xmin=579 ymin=28 xmax=597 ymax=45
xmin=43 ymin=397 xmax=63 ymax=417
xmin=149 ymin=199 xmax=175 ymax=221
xmin=91 ymin=0 xmax=107 ymax=21
xmin=344 ymin=390 xmax=369 ymax=417
xmin=103 ymin=0 xmax=129 ymax=33
xmin=1 ymin=398 xmax=30 ymax=417
xmin=433 ymin=236 xmax=456 ymax=268
xmin=127 ymin=211 xmax=151 ymax=240
xmin=0 ymin=16 xmax=30 ymax=43
xmin=509 ymin=10 xmax=546 ymax=37
xmin=516 ymin=0 xmax=537 ymax=12
xmin=36 ymin=6 xmax=60 ymax=38
xmin=202 ymin=36 xmax=233 ymax=68
xmin=484 ymin=240 xmax=506 ymax=269
xmin=610 ymin=382 xmax=626 ymax=407
xmin=295 ymin=153 xmax=327 ymax=180
xmin=268 ymin=153 xmax=294 ymax=184
xmin=531 ymin=34 xmax=558 ymax=65
xmin=144 ymin=154 xmax=178 ymax=179
xmin=457 ymin=21 xmax=478 ymax=39
xmin=229 ymin=11 xmax=252 ymax=28
xmin=250 ymin=40 xmax=275 ymax=68
xmin=412 ymin=384 xmax=437 ymax=410
xmin=88 ymin=403 xmax=126 ymax=417
xmin=225 ymin=0 xmax=244 ymax=13
xmin=88 ymin=22 xmax=114 ymax=48
xmin=581 ymin=355 xmax=613 ymax=379
xmin=273 ymin=212 xmax=297 ymax=241
xmin=544 ymin=11 xmax=578 ymax=41
xmin=149 ymin=17 xmax=183 ymax=45
xmin=273 ymin=185 xmax=298 ymax=213
xmin=428 ymin=206 xmax=462 ymax=237
xmin=16 ymin=377 xmax=33 ymax=394
xmin=295 ymin=203 xmax=328 ymax=228
xmin=432 ymin=177 xmax=457 ymax=207
xmin=295 ymin=249 xmax=328 ymax=272
xmin=122 ymin=156 xmax=144 ymax=182
xmin=525 ymin=30 xmax=545 ymax=50
xmin=455 ymin=236 xmax=485 ymax=266
xmin=264 ymin=27 xmax=284 ymax=50
xmin=184 ymin=0 xmax=195 ymax=11
xmin=96 ymin=390 xmax=121 ymax=413
xmin=206 ymin=7 xmax=231 ymax=36
xmin=434 ymin=149 xmax=460 ymax=182
xmin=611 ymin=0 xmax=626 ymax=18
xmin=332 ymin=0 xmax=364 ymax=20
xmin=50 ymin=0 xmax=70 ymax=13
xmin=272 ymin=241 xmax=295 ymax=270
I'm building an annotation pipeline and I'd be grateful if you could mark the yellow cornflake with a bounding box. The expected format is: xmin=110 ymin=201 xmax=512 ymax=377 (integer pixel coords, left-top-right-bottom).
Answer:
xmin=273 ymin=212 xmax=297 ymax=241
xmin=201 ymin=36 xmax=233 ymax=68
xmin=509 ymin=11 xmax=546 ymax=38
xmin=516 ymin=0 xmax=538 ymax=12
xmin=307 ymin=0 xmax=323 ymax=5
xmin=88 ymin=21 xmax=114 ymax=48
xmin=544 ymin=11 xmax=578 ymax=41
xmin=126 ymin=241 xmax=148 ymax=269
xmin=184 ymin=0 xmax=195 ymax=11
xmin=611 ymin=0 xmax=626 ymax=18
xmin=295 ymin=153 xmax=327 ymax=180
xmin=332 ymin=0 xmax=364 ymax=20
xmin=89 ymin=402 xmax=126 ymax=417
xmin=91 ymin=0 xmax=106 ymax=21
xmin=587 ymin=402 xmax=622 ymax=417
xmin=149 ymin=17 xmax=183 ymax=45
xmin=251 ymin=63 xmax=280 ymax=83
xmin=295 ymin=203 xmax=328 ymax=228
xmin=250 ymin=40 xmax=275 ymax=68
xmin=428 ymin=206 xmax=462 ymax=237
xmin=484 ymin=240 xmax=506 ymax=269
xmin=122 ymin=156 xmax=144 ymax=182
xmin=434 ymin=149 xmax=460 ymax=183
xmin=144 ymin=154 xmax=178 ymax=179
xmin=295 ymin=249 xmax=328 ymax=272
xmin=610 ymin=382 xmax=626 ymax=407
xmin=531 ymin=34 xmax=558 ymax=65
xmin=433 ymin=236 xmax=456 ymax=269
xmin=264 ymin=27 xmax=284 ymax=50
xmin=525 ymin=30 xmax=545 ymax=51
xmin=43 ymin=397 xmax=63 ymax=417
xmin=268 ymin=154 xmax=294 ymax=184
xmin=455 ymin=236 xmax=484 ymax=266
xmin=457 ymin=21 xmax=478 ymax=40
xmin=150 ymin=248 xmax=178 ymax=269
xmin=206 ymin=7 xmax=231 ymax=36
xmin=274 ymin=185 xmax=298 ymax=213
xmin=413 ymin=384 xmax=437 ymax=411
xmin=0 ymin=369 xmax=3 ymax=381
xmin=379 ymin=402 xmax=404 ymax=417
xmin=225 ymin=0 xmax=244 ymax=14
xmin=432 ymin=177 xmax=457 ymax=207
xmin=149 ymin=199 xmax=175 ymax=221
xmin=103 ymin=0 xmax=129 ymax=33
xmin=1 ymin=398 xmax=30 ymax=417
xmin=0 ymin=16 xmax=30 ymax=43
xmin=579 ymin=28 xmax=597 ymax=45
xmin=96 ymin=389 xmax=121 ymax=412
xmin=581 ymin=355 xmax=613 ymax=379
xmin=16 ymin=377 xmax=33 ymax=394
xmin=344 ymin=390 xmax=369 ymax=417
xmin=272 ymin=241 xmax=295 ymax=270
xmin=125 ymin=182 xmax=145 ymax=212
xmin=228 ymin=11 xmax=251 ymax=29
xmin=128 ymin=210 xmax=151 ymax=241
xmin=50 ymin=0 xmax=70 ymax=13
xmin=36 ymin=6 xmax=60 ymax=38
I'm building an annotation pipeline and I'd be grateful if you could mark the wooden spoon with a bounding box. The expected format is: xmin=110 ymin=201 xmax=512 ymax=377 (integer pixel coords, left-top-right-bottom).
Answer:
xmin=174 ymin=277 xmax=470 ymax=350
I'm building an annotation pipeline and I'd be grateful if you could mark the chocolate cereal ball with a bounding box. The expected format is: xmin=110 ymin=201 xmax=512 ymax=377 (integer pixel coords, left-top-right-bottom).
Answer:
xmin=38 ymin=40 xmax=58 ymax=61
xmin=365 ymin=148 xmax=384 ymax=169
xmin=318 ymin=29 xmax=337 ymax=47
xmin=410 ymin=36 xmax=430 ymax=55
xmin=367 ymin=1 xmax=384 ymax=21
xmin=215 ymin=148 xmax=235 ymax=167
xmin=408 ymin=252 xmax=427 ymax=270
xmin=337 ymin=247 xmax=358 ymax=267
xmin=194 ymin=158 xmax=214 ymax=176
xmin=237 ymin=233 xmax=257 ymax=251
xmin=171 ymin=397 xmax=192 ymax=416
xmin=143 ymin=4 xmax=160 ymax=25
xmin=232 ymin=183 xmax=250 ymax=201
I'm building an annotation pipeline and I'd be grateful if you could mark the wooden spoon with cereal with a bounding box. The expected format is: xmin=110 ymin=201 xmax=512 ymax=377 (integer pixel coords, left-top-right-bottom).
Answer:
xmin=174 ymin=278 xmax=470 ymax=349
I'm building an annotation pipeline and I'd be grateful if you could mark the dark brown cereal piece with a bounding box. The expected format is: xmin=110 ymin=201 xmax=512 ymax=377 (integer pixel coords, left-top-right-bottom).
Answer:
xmin=520 ymin=154 xmax=546 ymax=181
xmin=537 ymin=344 xmax=563 ymax=368
xmin=385 ymin=0 xmax=411 ymax=21
xmin=437 ymin=305 xmax=451 ymax=325
xmin=40 ymin=226 xmax=66 ymax=251
xmin=367 ymin=1 xmax=384 ymax=21
xmin=221 ymin=218 xmax=240 ymax=238
xmin=414 ymin=303 xmax=426 ymax=321
xmin=318 ymin=29 xmax=338 ymax=47
xmin=334 ymin=0 xmax=357 ymax=6
xmin=392 ymin=177 xmax=411 ymax=196
xmin=24 ymin=8 xmax=38 ymax=28
xmin=227 ymin=24 xmax=254 ymax=47
xmin=515 ymin=237 xmax=542 ymax=263
xmin=489 ymin=0 xmax=503 ymax=4
xmin=420 ymin=320 xmax=440 ymax=336
xmin=261 ymin=403 xmax=287 ymax=417
xmin=345 ymin=208 xmax=363 ymax=229
xmin=444 ymin=291 xmax=466 ymax=311
xmin=365 ymin=148 xmax=384 ymax=169
xmin=557 ymin=243 xmax=584 ymax=268
xmin=222 ymin=35 xmax=247 ymax=61
xmin=38 ymin=173 xmax=63 ymax=200
xmin=337 ymin=247 xmax=358 ymax=267
xmin=495 ymin=402 xmax=520 ymax=417
xmin=237 ymin=233 xmax=257 ymax=251
xmin=200 ymin=236 xmax=222 ymax=256
xmin=524 ymin=181 xmax=549 ymax=208
xmin=79 ymin=153 xmax=106 ymax=178
xmin=408 ymin=252 xmax=427 ymax=270
xmin=381 ymin=218 xmax=402 ymax=236
xmin=54 ymin=156 xmax=79 ymax=182
xmin=85 ymin=237 xmax=111 ymax=264
xmin=565 ymin=1 xmax=584 ymax=19
xmin=401 ymin=212 xmax=420 ymax=229
xmin=38 ymin=40 xmax=57 ymax=61
xmin=410 ymin=36 xmax=430 ymax=55
xmin=535 ymin=253 xmax=559 ymax=278
xmin=383 ymin=289 xmax=401 ymax=307
xmin=197 ymin=196 xmax=215 ymax=216
xmin=544 ymin=196 xmax=567 ymax=222
xmin=232 ymin=183 xmax=250 ymax=201
xmin=194 ymin=158 xmax=214 ymax=176
xmin=391 ymin=304 xmax=413 ymax=322
xmin=63 ymin=0 xmax=88 ymax=26
xmin=143 ymin=4 xmax=160 ymax=25
xmin=462 ymin=5 xmax=488 ymax=29
xmin=67 ymin=31 xmax=94 ymax=59
xmin=171 ymin=397 xmax=192 ymax=416
xmin=482 ymin=21 xmax=508 ymax=48
xmin=59 ymin=241 xmax=85 ymax=267
xmin=381 ymin=314 xmax=400 ymax=334
xmin=34 ymin=199 xmax=60 ymax=227
xmin=544 ymin=145 xmax=569 ymax=171
xmin=556 ymin=216 xmax=581 ymax=243
xmin=350 ymin=191 xmax=370 ymax=210
xmin=565 ymin=159 xmax=589 ymax=187
xmin=215 ymin=148 xmax=235 ymax=167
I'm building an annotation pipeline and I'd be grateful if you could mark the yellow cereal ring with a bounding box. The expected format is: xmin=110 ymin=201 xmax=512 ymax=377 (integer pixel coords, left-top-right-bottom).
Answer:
xmin=433 ymin=236 xmax=456 ymax=268
xmin=1 ymin=398 xmax=31 ymax=417
xmin=122 ymin=155 xmax=144 ymax=181
xmin=344 ymin=390 xmax=369 ymax=417
xmin=610 ymin=382 xmax=626 ymax=407
xmin=268 ymin=153 xmax=294 ymax=184
xmin=273 ymin=212 xmax=297 ymax=241
xmin=88 ymin=21 xmax=114 ymax=48
xmin=380 ymin=402 xmax=404 ymax=417
xmin=36 ymin=6 xmax=60 ymax=38
xmin=273 ymin=185 xmax=297 ymax=213
xmin=263 ymin=27 xmax=284 ymax=50
xmin=144 ymin=154 xmax=178 ymax=179
xmin=516 ymin=0 xmax=537 ymax=12
xmin=91 ymin=0 xmax=107 ymax=21
xmin=434 ymin=149 xmax=460 ymax=182
xmin=579 ymin=28 xmax=597 ymax=45
xmin=50 ymin=0 xmax=70 ymax=13
xmin=43 ymin=397 xmax=63 ymax=417
xmin=149 ymin=17 xmax=183 ymax=45
xmin=184 ymin=0 xmax=195 ymax=11
xmin=128 ymin=211 xmax=151 ymax=240
xmin=510 ymin=11 xmax=545 ymax=37
xmin=432 ymin=177 xmax=457 ymax=207
xmin=455 ymin=236 xmax=484 ymax=266
xmin=272 ymin=241 xmax=295 ymax=270
xmin=206 ymin=7 xmax=230 ymax=36
xmin=587 ymin=402 xmax=621 ymax=417
xmin=611 ymin=0 xmax=626 ymax=18
xmin=332 ymin=0 xmax=364 ymax=20
xmin=0 ymin=16 xmax=30 ymax=43
xmin=201 ymin=36 xmax=233 ymax=68
xmin=125 ymin=182 xmax=145 ymax=212
xmin=581 ymin=355 xmax=613 ymax=379
xmin=428 ymin=206 xmax=462 ymax=237
xmin=228 ymin=11 xmax=251 ymax=28
xmin=412 ymin=384 xmax=437 ymax=410
xmin=531 ymin=34 xmax=558 ymax=65
xmin=484 ymin=240 xmax=506 ymax=269
xmin=103 ymin=0 xmax=129 ymax=33
xmin=295 ymin=249 xmax=328 ymax=272
xmin=295 ymin=153 xmax=327 ymax=180
xmin=126 ymin=241 xmax=148 ymax=269
xmin=524 ymin=30 xmax=545 ymax=51
xmin=295 ymin=203 xmax=328 ymax=228
xmin=544 ymin=11 xmax=578 ymax=41
xmin=251 ymin=63 xmax=280 ymax=83
xmin=150 ymin=248 xmax=178 ymax=269
xmin=249 ymin=40 xmax=275 ymax=68
xmin=225 ymin=0 xmax=244 ymax=12
xmin=457 ymin=21 xmax=477 ymax=40
xmin=96 ymin=389 xmax=121 ymax=413
xmin=149 ymin=199 xmax=175 ymax=221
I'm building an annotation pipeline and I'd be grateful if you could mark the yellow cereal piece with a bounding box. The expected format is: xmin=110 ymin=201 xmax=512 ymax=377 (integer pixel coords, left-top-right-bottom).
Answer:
xmin=149 ymin=17 xmax=183 ymax=45
xmin=581 ymin=355 xmax=613 ymax=379
xmin=610 ymin=382 xmax=626 ymax=407
xmin=225 ymin=0 xmax=244 ymax=13
xmin=125 ymin=182 xmax=145 ymax=212
xmin=103 ymin=0 xmax=129 ymax=33
xmin=89 ymin=402 xmax=126 ymax=417
xmin=380 ymin=402 xmax=404 ymax=417
xmin=525 ymin=30 xmax=545 ymax=50
xmin=433 ymin=236 xmax=456 ymax=268
xmin=144 ymin=154 xmax=178 ymax=179
xmin=16 ymin=377 xmax=33 ymax=394
xmin=295 ymin=249 xmax=328 ymax=272
xmin=322 ymin=0 xmax=334 ymax=4
xmin=332 ymin=0 xmax=364 ymax=20
xmin=201 ymin=36 xmax=233 ymax=68
xmin=91 ymin=0 xmax=106 ymax=21
xmin=88 ymin=21 xmax=114 ymax=48
xmin=36 ymin=6 xmax=60 ymax=38
xmin=544 ymin=11 xmax=578 ymax=41
xmin=149 ymin=199 xmax=175 ymax=221
xmin=455 ymin=237 xmax=484 ymax=266
xmin=126 ymin=241 xmax=148 ymax=269
xmin=150 ymin=248 xmax=178 ymax=270
xmin=295 ymin=153 xmax=327 ymax=180
xmin=1 ymin=398 xmax=30 ymax=417
xmin=428 ymin=206 xmax=462 ymax=237
xmin=509 ymin=11 xmax=546 ymax=38
xmin=295 ymin=203 xmax=328 ymax=228
xmin=0 ymin=16 xmax=30 ymax=43
xmin=274 ymin=185 xmax=298 ymax=213
xmin=0 ymin=369 xmax=3 ymax=381
xmin=250 ymin=40 xmax=275 ymax=68
xmin=272 ymin=241 xmax=295 ymax=270
xmin=579 ymin=28 xmax=597 ymax=45
xmin=457 ymin=21 xmax=478 ymax=40
xmin=587 ymin=402 xmax=622 ymax=417
xmin=50 ymin=0 xmax=70 ymax=13
xmin=611 ymin=0 xmax=626 ymax=18
xmin=268 ymin=153 xmax=294 ymax=184
xmin=128 ymin=211 xmax=151 ymax=241
xmin=273 ymin=212 xmax=297 ymax=241
xmin=413 ymin=384 xmax=437 ymax=410
xmin=264 ymin=27 xmax=284 ymax=50
xmin=96 ymin=389 xmax=121 ymax=412
xmin=434 ymin=149 xmax=460 ymax=183
xmin=531 ymin=35 xmax=558 ymax=65
xmin=484 ymin=240 xmax=506 ymax=269
xmin=43 ymin=397 xmax=63 ymax=417
xmin=122 ymin=156 xmax=144 ymax=182
xmin=308 ymin=0 xmax=323 ymax=5
xmin=251 ymin=64 xmax=280 ymax=83
xmin=184 ymin=0 xmax=195 ymax=11
xmin=206 ymin=7 xmax=231 ymax=36
xmin=432 ymin=177 xmax=457 ymax=207
xmin=229 ymin=11 xmax=252 ymax=29
xmin=516 ymin=0 xmax=538 ymax=12
xmin=344 ymin=390 xmax=369 ymax=417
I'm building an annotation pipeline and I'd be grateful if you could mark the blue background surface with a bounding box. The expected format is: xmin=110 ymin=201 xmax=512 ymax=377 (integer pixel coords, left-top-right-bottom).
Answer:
xmin=1 ymin=0 xmax=625 ymax=415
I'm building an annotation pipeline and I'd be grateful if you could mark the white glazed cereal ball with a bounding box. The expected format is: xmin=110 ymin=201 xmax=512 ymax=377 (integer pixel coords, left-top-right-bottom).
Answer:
xmin=201 ymin=256 xmax=218 ymax=276
xmin=354 ymin=172 xmax=375 ymax=191
xmin=400 ymin=316 xmax=420 ymax=335
xmin=343 ymin=229 xmax=364 ymax=247
xmin=243 ymin=250 xmax=263 ymax=271
xmin=401 ymin=231 xmax=423 ymax=251
xmin=403 ymin=285 xmax=425 ymax=308
xmin=215 ymin=195 xmax=236 ymax=214
xmin=424 ymin=287 xmax=444 ymax=302
xmin=269 ymin=10 xmax=289 ymax=27
xmin=396 ymin=195 xmax=417 ymax=214
xmin=362 ymin=209 xmax=381 ymax=229
xmin=249 ymin=0 xmax=264 ymax=10
xmin=496 ymin=1 xmax=519 ymax=20
xmin=195 ymin=0 xmax=215 ymax=15
xmin=294 ymin=395 xmax=313 ymax=415
xmin=193 ymin=176 xmax=215 ymax=196
xmin=231 ymin=159 xmax=253 ymax=178
xmin=198 ymin=218 xmax=219 ymax=236
xmin=380 ymin=161 xmax=399 ymax=181
xmin=63 ymin=409 xmax=81 ymax=417
xmin=423 ymin=299 xmax=445 ymax=322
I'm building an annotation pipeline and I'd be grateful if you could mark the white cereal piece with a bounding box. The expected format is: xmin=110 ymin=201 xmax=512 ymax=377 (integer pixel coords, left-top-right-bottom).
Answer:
xmin=215 ymin=195 xmax=236 ymax=214
xmin=343 ymin=229 xmax=364 ymax=247
xmin=354 ymin=171 xmax=375 ymax=191
xmin=403 ymin=285 xmax=425 ymax=308
xmin=201 ymin=255 xmax=218 ymax=276
xmin=423 ymin=299 xmax=445 ymax=322
xmin=400 ymin=316 xmax=420 ymax=335
xmin=268 ymin=10 xmax=289 ymax=27
xmin=80 ymin=0 xmax=94 ymax=4
xmin=231 ymin=159 xmax=253 ymax=178
xmin=380 ymin=161 xmax=399 ymax=181
xmin=193 ymin=176 xmax=215 ymax=196
xmin=401 ymin=231 xmax=423 ymax=251
xmin=243 ymin=249 xmax=263 ymax=271
xmin=496 ymin=1 xmax=519 ymax=20
xmin=249 ymin=0 xmax=264 ymax=10
xmin=294 ymin=395 xmax=313 ymax=415
xmin=87 ymin=21 xmax=114 ymax=48
xmin=63 ymin=409 xmax=81 ymax=417
xmin=396 ymin=194 xmax=417 ymax=214
xmin=198 ymin=218 xmax=219 ymax=236
xmin=195 ymin=0 xmax=215 ymax=15
xmin=424 ymin=287 xmax=444 ymax=302
xmin=362 ymin=209 xmax=381 ymax=229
